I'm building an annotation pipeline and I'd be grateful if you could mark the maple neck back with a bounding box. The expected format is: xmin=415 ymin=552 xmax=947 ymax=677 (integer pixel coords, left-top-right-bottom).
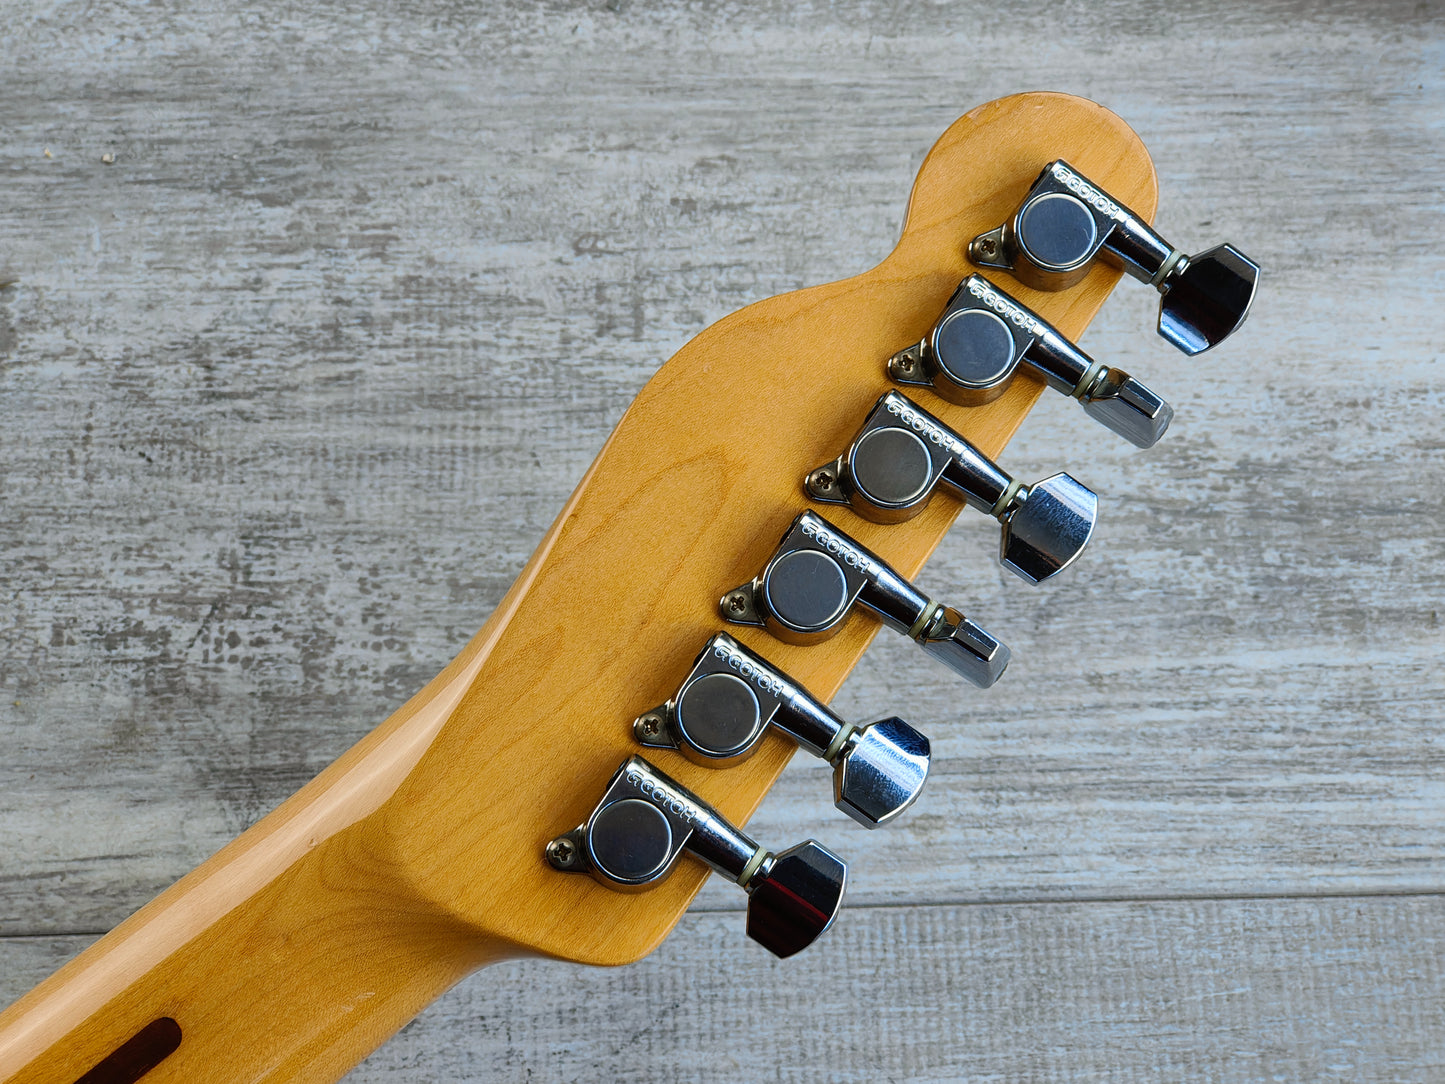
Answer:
xmin=392 ymin=90 xmax=1157 ymax=964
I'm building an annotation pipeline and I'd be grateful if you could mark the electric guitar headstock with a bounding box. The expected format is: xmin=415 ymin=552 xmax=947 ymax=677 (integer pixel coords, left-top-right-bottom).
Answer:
xmin=0 ymin=91 xmax=1256 ymax=1083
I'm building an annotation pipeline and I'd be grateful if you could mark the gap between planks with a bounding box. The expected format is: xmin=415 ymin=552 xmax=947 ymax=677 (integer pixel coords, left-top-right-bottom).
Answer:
xmin=6 ymin=888 xmax=1444 ymax=940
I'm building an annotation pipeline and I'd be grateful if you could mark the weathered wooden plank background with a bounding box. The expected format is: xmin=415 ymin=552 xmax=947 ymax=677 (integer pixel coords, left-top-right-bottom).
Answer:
xmin=2 ymin=0 xmax=1443 ymax=1079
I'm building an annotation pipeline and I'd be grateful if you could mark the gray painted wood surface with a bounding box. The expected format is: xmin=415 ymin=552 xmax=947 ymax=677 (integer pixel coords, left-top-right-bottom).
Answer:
xmin=1 ymin=0 xmax=1442 ymax=1079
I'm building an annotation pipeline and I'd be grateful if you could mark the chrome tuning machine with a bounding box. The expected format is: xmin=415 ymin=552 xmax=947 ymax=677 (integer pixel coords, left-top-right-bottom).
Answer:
xmin=888 ymin=274 xmax=1172 ymax=448
xmin=969 ymin=160 xmax=1258 ymax=356
xmin=634 ymin=632 xmax=931 ymax=828
xmin=721 ymin=510 xmax=1009 ymax=688
xmin=548 ymin=755 xmax=846 ymax=958
xmin=807 ymin=391 xmax=1096 ymax=584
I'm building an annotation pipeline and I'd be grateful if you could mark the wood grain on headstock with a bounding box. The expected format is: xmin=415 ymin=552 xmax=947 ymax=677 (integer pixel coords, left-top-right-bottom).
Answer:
xmin=0 ymin=92 xmax=1155 ymax=1084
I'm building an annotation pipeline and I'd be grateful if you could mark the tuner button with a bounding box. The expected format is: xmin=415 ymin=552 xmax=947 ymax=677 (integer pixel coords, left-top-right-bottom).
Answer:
xmin=1078 ymin=367 xmax=1174 ymax=449
xmin=745 ymin=842 xmax=846 ymax=959
xmin=675 ymin=671 xmax=762 ymax=759
xmin=850 ymin=427 xmax=933 ymax=508
xmin=1158 ymin=243 xmax=1260 ymax=356
xmin=833 ymin=717 xmax=931 ymax=828
xmin=914 ymin=606 xmax=1010 ymax=688
xmin=587 ymin=799 xmax=674 ymax=884
xmin=932 ymin=306 xmax=1017 ymax=390
xmin=763 ymin=549 xmax=850 ymax=634
xmin=1016 ymin=191 xmax=1099 ymax=271
xmin=999 ymin=473 xmax=1098 ymax=585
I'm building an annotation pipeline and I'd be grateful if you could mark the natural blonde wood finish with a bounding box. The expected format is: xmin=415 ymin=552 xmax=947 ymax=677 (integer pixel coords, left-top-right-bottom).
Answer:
xmin=0 ymin=92 xmax=1154 ymax=1083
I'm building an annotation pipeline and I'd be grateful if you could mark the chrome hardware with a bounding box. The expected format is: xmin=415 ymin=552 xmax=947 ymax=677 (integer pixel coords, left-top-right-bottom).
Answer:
xmin=887 ymin=274 xmax=1172 ymax=448
xmin=970 ymin=160 xmax=1258 ymax=355
xmin=635 ymin=632 xmax=931 ymax=828
xmin=806 ymin=391 xmax=1097 ymax=584
xmin=548 ymin=755 xmax=846 ymax=958
xmin=721 ymin=510 xmax=1009 ymax=688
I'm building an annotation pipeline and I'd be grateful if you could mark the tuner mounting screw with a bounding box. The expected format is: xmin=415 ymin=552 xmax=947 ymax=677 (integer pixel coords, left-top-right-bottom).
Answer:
xmin=637 ymin=713 xmax=663 ymax=738
xmin=886 ymin=341 xmax=929 ymax=386
xmin=978 ymin=237 xmax=998 ymax=257
xmin=546 ymin=836 xmax=578 ymax=869
xmin=815 ymin=468 xmax=835 ymax=487
xmin=718 ymin=582 xmax=764 ymax=627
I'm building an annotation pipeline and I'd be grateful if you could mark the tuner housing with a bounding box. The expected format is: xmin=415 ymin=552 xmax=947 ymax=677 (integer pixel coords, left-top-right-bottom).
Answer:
xmin=807 ymin=391 xmax=1098 ymax=582
xmin=721 ymin=511 xmax=1010 ymax=688
xmin=970 ymin=160 xmax=1258 ymax=355
xmin=635 ymin=634 xmax=932 ymax=828
xmin=547 ymin=756 xmax=847 ymax=958
xmin=886 ymin=276 xmax=1173 ymax=449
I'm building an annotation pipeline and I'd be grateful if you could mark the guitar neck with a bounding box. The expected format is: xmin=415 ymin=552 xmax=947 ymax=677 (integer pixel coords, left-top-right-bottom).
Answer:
xmin=0 ymin=92 xmax=1159 ymax=1083
xmin=0 ymin=577 xmax=538 ymax=1082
